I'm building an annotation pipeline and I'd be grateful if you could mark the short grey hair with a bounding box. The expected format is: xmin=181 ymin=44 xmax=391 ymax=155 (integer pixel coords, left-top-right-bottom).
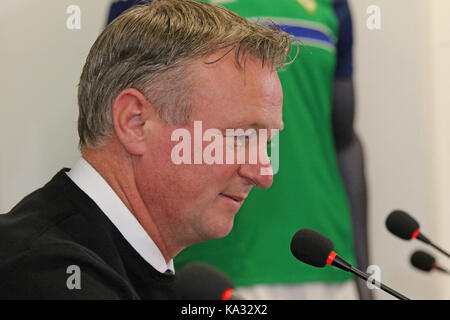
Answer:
xmin=77 ymin=0 xmax=294 ymax=148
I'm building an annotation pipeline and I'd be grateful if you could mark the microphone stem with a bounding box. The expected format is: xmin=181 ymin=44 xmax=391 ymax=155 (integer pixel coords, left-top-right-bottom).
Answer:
xmin=349 ymin=267 xmax=410 ymax=300
xmin=429 ymin=242 xmax=450 ymax=259
xmin=436 ymin=266 xmax=450 ymax=274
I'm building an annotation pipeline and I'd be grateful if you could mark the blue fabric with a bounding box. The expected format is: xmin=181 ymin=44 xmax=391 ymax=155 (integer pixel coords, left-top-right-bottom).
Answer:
xmin=107 ymin=0 xmax=152 ymax=25
xmin=276 ymin=23 xmax=334 ymax=46
xmin=333 ymin=0 xmax=353 ymax=78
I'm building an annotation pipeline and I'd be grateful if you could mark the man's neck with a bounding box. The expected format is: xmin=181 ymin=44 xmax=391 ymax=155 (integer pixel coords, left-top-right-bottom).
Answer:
xmin=81 ymin=145 xmax=175 ymax=264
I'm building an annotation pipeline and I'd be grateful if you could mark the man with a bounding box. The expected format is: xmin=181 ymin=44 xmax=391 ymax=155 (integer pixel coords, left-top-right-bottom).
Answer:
xmin=0 ymin=0 xmax=291 ymax=299
xmin=175 ymin=0 xmax=372 ymax=300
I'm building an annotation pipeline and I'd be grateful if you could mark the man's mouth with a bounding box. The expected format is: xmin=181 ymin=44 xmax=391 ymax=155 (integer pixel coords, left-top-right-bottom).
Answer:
xmin=219 ymin=193 xmax=246 ymax=203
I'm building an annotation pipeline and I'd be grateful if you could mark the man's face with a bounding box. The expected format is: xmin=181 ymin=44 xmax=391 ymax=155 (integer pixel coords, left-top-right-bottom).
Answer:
xmin=135 ymin=51 xmax=283 ymax=249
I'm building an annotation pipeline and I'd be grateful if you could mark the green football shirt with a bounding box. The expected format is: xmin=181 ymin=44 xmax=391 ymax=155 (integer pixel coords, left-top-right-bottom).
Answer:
xmin=175 ymin=0 xmax=357 ymax=286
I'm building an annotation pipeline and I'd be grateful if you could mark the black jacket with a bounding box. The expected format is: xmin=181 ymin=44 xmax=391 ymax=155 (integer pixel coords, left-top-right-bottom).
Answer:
xmin=0 ymin=169 xmax=175 ymax=299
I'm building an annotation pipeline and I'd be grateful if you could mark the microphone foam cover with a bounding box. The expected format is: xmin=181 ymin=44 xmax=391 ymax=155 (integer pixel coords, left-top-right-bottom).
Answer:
xmin=290 ymin=229 xmax=334 ymax=268
xmin=386 ymin=210 xmax=419 ymax=240
xmin=410 ymin=250 xmax=435 ymax=272
xmin=174 ymin=263 xmax=233 ymax=300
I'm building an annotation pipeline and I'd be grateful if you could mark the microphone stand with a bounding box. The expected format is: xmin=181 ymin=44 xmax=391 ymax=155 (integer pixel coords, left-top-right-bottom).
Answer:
xmin=332 ymin=256 xmax=410 ymax=300
xmin=349 ymin=267 xmax=410 ymax=300
xmin=429 ymin=242 xmax=450 ymax=259
xmin=417 ymin=233 xmax=450 ymax=259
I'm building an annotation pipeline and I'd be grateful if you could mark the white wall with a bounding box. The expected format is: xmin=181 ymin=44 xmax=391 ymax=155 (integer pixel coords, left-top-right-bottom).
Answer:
xmin=427 ymin=0 xmax=450 ymax=299
xmin=0 ymin=0 xmax=111 ymax=211
xmin=1 ymin=0 xmax=449 ymax=299
xmin=349 ymin=0 xmax=449 ymax=299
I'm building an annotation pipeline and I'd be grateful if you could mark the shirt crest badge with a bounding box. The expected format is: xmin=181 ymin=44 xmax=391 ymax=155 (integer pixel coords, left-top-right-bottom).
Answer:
xmin=297 ymin=0 xmax=317 ymax=13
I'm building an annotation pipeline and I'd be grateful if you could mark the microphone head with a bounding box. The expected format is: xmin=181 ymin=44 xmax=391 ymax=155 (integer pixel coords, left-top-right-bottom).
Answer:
xmin=410 ymin=250 xmax=436 ymax=272
xmin=290 ymin=228 xmax=334 ymax=268
xmin=173 ymin=263 xmax=234 ymax=300
xmin=386 ymin=210 xmax=420 ymax=240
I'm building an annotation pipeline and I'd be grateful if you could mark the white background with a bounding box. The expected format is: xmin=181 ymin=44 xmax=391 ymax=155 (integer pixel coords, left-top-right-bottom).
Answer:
xmin=1 ymin=0 xmax=449 ymax=299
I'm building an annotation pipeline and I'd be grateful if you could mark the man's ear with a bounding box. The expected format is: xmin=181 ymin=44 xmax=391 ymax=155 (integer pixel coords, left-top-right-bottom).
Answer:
xmin=112 ymin=88 xmax=156 ymax=155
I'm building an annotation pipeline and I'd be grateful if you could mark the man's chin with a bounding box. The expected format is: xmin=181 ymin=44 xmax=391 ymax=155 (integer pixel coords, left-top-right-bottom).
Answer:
xmin=201 ymin=216 xmax=235 ymax=242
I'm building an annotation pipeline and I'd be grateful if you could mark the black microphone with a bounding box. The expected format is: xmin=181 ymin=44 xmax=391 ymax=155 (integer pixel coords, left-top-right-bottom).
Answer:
xmin=410 ymin=250 xmax=449 ymax=274
xmin=173 ymin=263 xmax=242 ymax=300
xmin=290 ymin=228 xmax=410 ymax=300
xmin=386 ymin=210 xmax=450 ymax=259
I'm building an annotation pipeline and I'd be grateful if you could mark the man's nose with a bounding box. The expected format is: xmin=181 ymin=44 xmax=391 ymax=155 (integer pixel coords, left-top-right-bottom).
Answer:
xmin=237 ymin=149 xmax=274 ymax=189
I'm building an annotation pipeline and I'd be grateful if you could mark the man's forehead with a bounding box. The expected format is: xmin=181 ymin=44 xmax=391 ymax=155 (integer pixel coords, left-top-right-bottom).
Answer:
xmin=190 ymin=52 xmax=281 ymax=100
xmin=185 ymin=49 xmax=283 ymax=130
xmin=192 ymin=49 xmax=278 ymax=84
xmin=200 ymin=48 xmax=264 ymax=71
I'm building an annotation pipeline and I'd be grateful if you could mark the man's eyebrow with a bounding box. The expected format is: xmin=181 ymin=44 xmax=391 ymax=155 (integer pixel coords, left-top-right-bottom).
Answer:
xmin=220 ymin=121 xmax=284 ymax=131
